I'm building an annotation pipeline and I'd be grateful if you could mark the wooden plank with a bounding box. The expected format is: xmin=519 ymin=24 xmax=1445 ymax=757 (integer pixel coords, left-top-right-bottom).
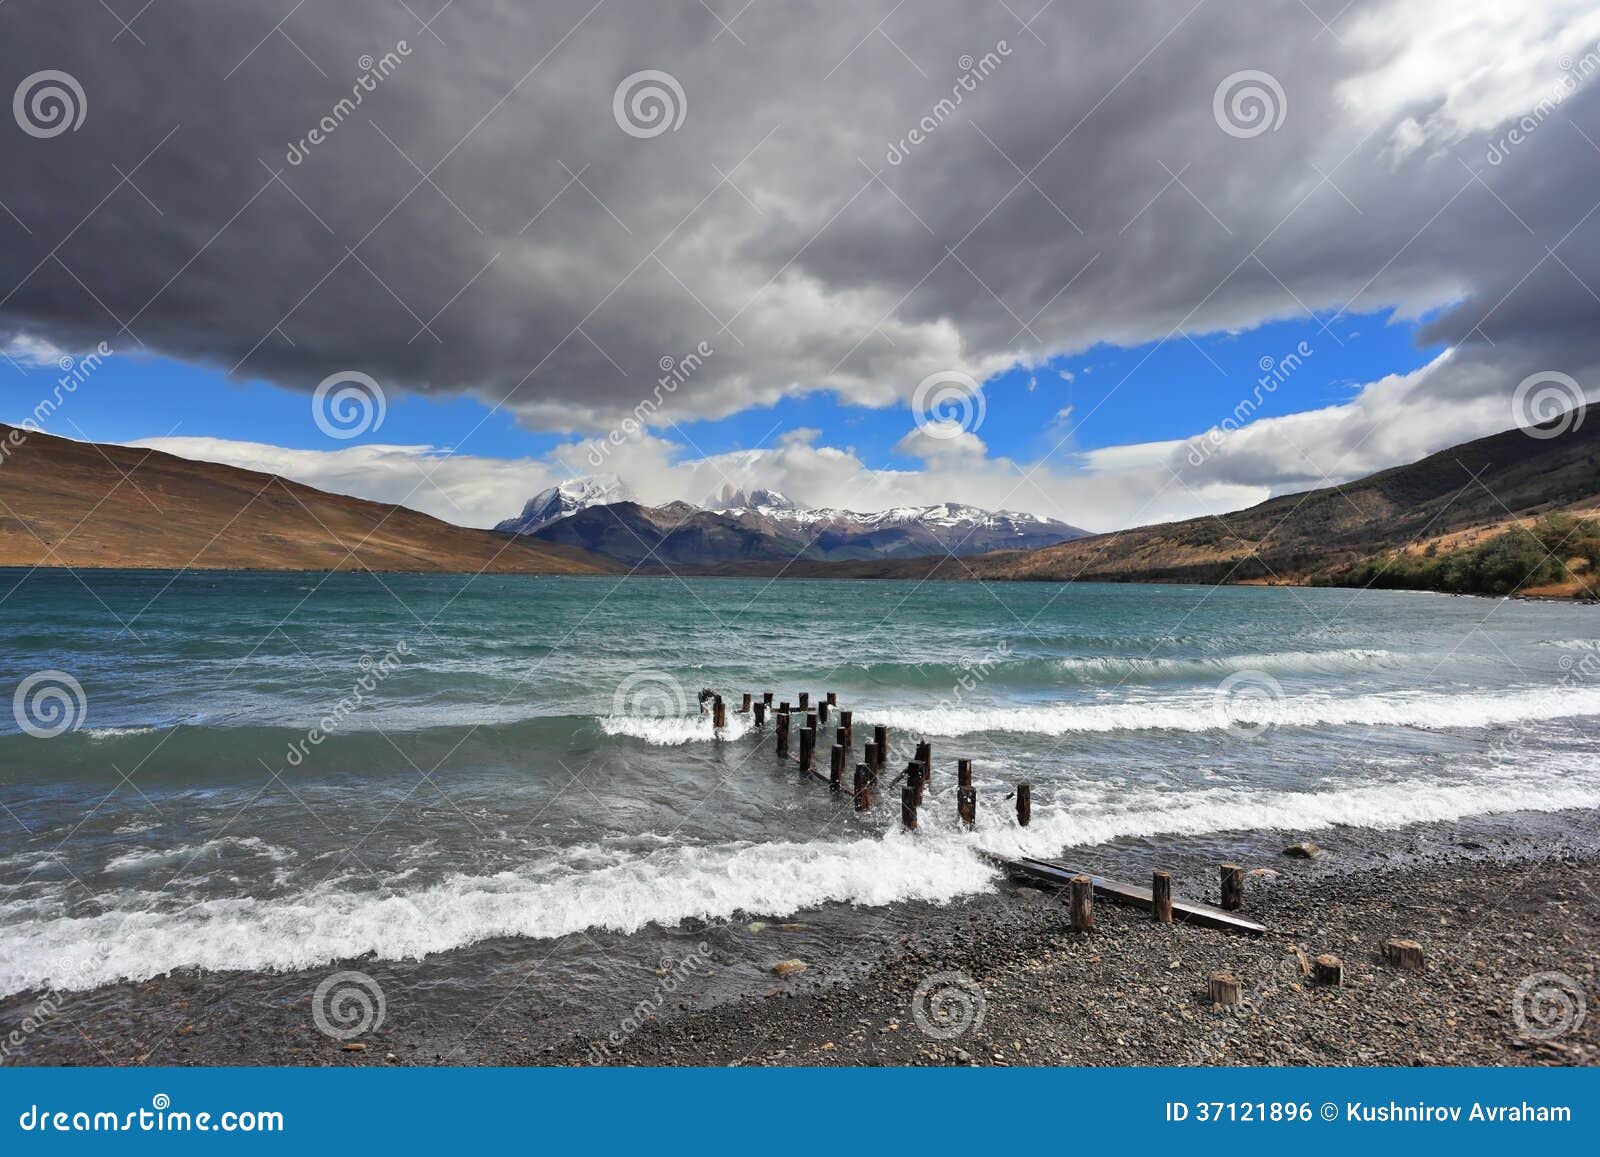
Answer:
xmin=990 ymin=854 xmax=1267 ymax=936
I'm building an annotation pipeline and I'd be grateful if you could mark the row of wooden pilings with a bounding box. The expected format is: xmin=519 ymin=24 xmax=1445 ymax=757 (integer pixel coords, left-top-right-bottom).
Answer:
xmin=701 ymin=688 xmax=1032 ymax=830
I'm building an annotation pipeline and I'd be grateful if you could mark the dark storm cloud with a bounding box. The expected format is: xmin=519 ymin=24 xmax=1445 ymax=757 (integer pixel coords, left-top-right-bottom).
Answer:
xmin=1 ymin=0 xmax=1598 ymax=454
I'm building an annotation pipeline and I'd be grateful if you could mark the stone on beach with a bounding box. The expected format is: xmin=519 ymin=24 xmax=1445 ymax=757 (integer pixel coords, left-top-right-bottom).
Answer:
xmin=772 ymin=959 xmax=807 ymax=977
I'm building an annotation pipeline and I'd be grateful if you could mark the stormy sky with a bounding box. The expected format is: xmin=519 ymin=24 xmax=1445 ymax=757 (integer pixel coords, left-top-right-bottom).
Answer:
xmin=3 ymin=0 xmax=1599 ymax=529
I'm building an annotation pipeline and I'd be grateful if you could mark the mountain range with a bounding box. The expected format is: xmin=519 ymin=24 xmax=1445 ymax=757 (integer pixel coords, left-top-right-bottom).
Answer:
xmin=496 ymin=478 xmax=1089 ymax=566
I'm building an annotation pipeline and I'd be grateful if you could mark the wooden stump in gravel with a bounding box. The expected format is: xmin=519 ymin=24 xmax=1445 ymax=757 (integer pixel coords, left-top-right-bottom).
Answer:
xmin=1069 ymin=875 xmax=1094 ymax=931
xmin=1207 ymin=972 xmax=1240 ymax=1006
xmin=1220 ymin=863 xmax=1244 ymax=911
xmin=1152 ymin=871 xmax=1173 ymax=923
xmin=1383 ymin=938 xmax=1426 ymax=971
xmin=1313 ymin=954 xmax=1343 ymax=986
xmin=1015 ymin=782 xmax=1031 ymax=827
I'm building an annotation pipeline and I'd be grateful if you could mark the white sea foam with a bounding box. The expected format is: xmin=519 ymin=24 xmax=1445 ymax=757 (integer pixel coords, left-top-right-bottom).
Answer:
xmin=869 ymin=684 xmax=1600 ymax=738
xmin=1054 ymin=648 xmax=1400 ymax=680
xmin=8 ymin=758 xmax=1599 ymax=997
xmin=598 ymin=712 xmax=754 ymax=745
xmin=103 ymin=836 xmax=294 ymax=874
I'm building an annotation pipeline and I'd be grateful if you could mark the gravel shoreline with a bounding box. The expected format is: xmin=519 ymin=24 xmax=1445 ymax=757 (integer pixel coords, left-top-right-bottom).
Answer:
xmin=6 ymin=829 xmax=1598 ymax=1067
xmin=542 ymin=851 xmax=1600 ymax=1067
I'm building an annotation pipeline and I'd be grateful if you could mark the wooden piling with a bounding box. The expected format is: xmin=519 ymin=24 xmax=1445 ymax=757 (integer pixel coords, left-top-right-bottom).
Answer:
xmin=839 ymin=710 xmax=853 ymax=749
xmin=776 ymin=711 xmax=790 ymax=757
xmin=826 ymin=691 xmax=837 ymax=706
xmin=1383 ymin=939 xmax=1425 ymax=971
xmin=712 ymin=695 xmax=726 ymax=730
xmin=754 ymin=701 xmax=767 ymax=726
xmin=915 ymin=740 xmax=931 ymax=787
xmin=1015 ymin=782 xmax=1031 ymax=827
xmin=829 ymin=744 xmax=845 ymax=793
xmin=863 ymin=742 xmax=879 ymax=784
xmin=1206 ymin=973 xmax=1241 ymax=1006
xmin=854 ymin=763 xmax=872 ymax=811
xmin=805 ymin=711 xmax=817 ymax=735
xmin=818 ymin=700 xmax=830 ymax=725
xmin=957 ymin=758 xmax=973 ymax=789
xmin=1069 ymin=875 xmax=1094 ymax=931
xmin=901 ymin=785 xmax=918 ymax=831
xmin=740 ymin=692 xmax=752 ymax=713
xmin=763 ymin=691 xmax=773 ymax=706
xmin=835 ymin=725 xmax=848 ymax=751
xmin=799 ymin=692 xmax=810 ymax=710
xmin=798 ymin=726 xmax=815 ymax=774
xmin=1151 ymin=871 xmax=1173 ymax=923
xmin=1220 ymin=864 xmax=1244 ymax=912
xmin=957 ymin=785 xmax=976 ymax=828
xmin=873 ymin=725 xmax=888 ymax=772
xmin=907 ymin=761 xmax=926 ymax=806
xmin=1313 ymin=954 xmax=1343 ymax=986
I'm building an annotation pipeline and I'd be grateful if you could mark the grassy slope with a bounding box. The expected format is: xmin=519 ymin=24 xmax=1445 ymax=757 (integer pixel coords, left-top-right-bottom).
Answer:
xmin=0 ymin=424 xmax=615 ymax=574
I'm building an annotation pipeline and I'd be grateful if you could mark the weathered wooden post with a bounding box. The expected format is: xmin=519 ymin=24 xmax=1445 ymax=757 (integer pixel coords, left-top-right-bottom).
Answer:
xmin=915 ymin=740 xmax=931 ymax=787
xmin=776 ymin=710 xmax=790 ymax=757
xmin=901 ymin=785 xmax=918 ymax=830
xmin=1383 ymin=939 xmax=1425 ymax=971
xmin=834 ymin=725 xmax=848 ymax=751
xmin=957 ymin=758 xmax=973 ymax=789
xmin=854 ymin=763 xmax=872 ymax=811
xmin=1152 ymin=871 xmax=1173 ymax=923
xmin=754 ymin=701 xmax=767 ymax=726
xmin=1220 ymin=864 xmax=1244 ymax=912
xmin=839 ymin=710 xmax=853 ymax=749
xmin=826 ymin=691 xmax=837 ymax=706
xmin=712 ymin=695 xmax=726 ymax=730
xmin=1207 ymin=972 xmax=1240 ymax=1006
xmin=873 ymin=725 xmax=888 ymax=773
xmin=829 ymin=743 xmax=845 ymax=793
xmin=763 ymin=691 xmax=773 ymax=706
xmin=805 ymin=711 xmax=817 ymax=735
xmin=907 ymin=761 xmax=926 ymax=806
xmin=1069 ymin=875 xmax=1094 ymax=931
xmin=817 ymin=700 xmax=830 ymax=725
xmin=798 ymin=692 xmax=810 ymax=710
xmin=798 ymin=726 xmax=815 ymax=774
xmin=740 ymin=692 xmax=752 ymax=713
xmin=1015 ymin=782 xmax=1031 ymax=827
xmin=779 ymin=699 xmax=790 ymax=715
xmin=863 ymin=742 xmax=879 ymax=784
xmin=1313 ymin=954 xmax=1343 ymax=986
xmin=957 ymin=785 xmax=976 ymax=828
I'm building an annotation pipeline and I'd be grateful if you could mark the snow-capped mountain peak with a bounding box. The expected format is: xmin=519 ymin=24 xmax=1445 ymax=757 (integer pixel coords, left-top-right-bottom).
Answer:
xmin=495 ymin=474 xmax=633 ymax=535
